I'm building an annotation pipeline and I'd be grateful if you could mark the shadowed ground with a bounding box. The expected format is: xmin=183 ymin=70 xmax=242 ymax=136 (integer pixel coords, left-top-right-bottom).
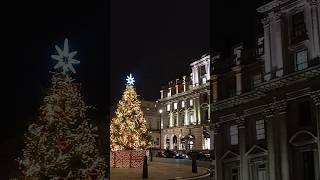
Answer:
xmin=110 ymin=158 xmax=210 ymax=180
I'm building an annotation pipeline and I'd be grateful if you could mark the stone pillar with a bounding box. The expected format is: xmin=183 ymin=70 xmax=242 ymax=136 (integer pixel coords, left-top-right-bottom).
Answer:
xmin=211 ymin=75 xmax=219 ymax=102
xmin=263 ymin=98 xmax=286 ymax=180
xmin=232 ymin=66 xmax=242 ymax=95
xmin=160 ymin=90 xmax=164 ymax=99
xmin=311 ymin=90 xmax=320 ymax=174
xmin=262 ymin=17 xmax=272 ymax=81
xmin=196 ymin=97 xmax=201 ymax=125
xmin=309 ymin=1 xmax=320 ymax=58
xmin=278 ymin=103 xmax=290 ymax=180
xmin=183 ymin=76 xmax=187 ymax=92
xmin=213 ymin=124 xmax=223 ymax=180
xmin=185 ymin=107 xmax=189 ymax=125
xmin=270 ymin=12 xmax=284 ymax=77
xmin=237 ymin=116 xmax=249 ymax=180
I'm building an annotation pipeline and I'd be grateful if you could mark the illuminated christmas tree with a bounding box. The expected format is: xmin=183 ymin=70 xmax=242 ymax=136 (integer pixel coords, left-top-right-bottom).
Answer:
xmin=16 ymin=39 xmax=105 ymax=179
xmin=110 ymin=74 xmax=152 ymax=151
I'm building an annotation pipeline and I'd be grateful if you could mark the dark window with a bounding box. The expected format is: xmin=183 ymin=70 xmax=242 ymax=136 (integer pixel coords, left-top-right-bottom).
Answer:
xmin=302 ymin=151 xmax=315 ymax=180
xmin=298 ymin=101 xmax=312 ymax=126
xmin=199 ymin=65 xmax=206 ymax=76
xmin=202 ymin=93 xmax=208 ymax=102
xmin=257 ymin=37 xmax=264 ymax=56
xmin=231 ymin=167 xmax=239 ymax=180
xmin=292 ymin=12 xmax=307 ymax=40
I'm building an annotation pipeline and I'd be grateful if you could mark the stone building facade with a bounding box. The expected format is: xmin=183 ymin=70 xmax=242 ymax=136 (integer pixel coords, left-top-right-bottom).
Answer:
xmin=210 ymin=0 xmax=320 ymax=180
xmin=158 ymin=54 xmax=213 ymax=151
xmin=141 ymin=100 xmax=161 ymax=149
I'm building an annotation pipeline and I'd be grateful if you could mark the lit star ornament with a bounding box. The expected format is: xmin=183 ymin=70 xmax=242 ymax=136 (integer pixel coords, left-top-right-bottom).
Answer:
xmin=126 ymin=74 xmax=135 ymax=86
xmin=51 ymin=38 xmax=80 ymax=74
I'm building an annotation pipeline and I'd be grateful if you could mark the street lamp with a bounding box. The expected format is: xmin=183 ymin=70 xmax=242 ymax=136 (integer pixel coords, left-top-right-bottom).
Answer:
xmin=159 ymin=109 xmax=163 ymax=150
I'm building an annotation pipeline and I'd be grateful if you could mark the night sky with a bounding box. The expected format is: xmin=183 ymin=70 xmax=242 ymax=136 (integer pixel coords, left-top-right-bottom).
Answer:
xmin=10 ymin=0 xmax=108 ymax=141
xmin=110 ymin=0 xmax=270 ymax=107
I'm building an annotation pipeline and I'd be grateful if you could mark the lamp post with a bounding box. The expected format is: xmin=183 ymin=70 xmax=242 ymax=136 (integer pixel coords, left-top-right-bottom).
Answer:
xmin=159 ymin=109 xmax=163 ymax=150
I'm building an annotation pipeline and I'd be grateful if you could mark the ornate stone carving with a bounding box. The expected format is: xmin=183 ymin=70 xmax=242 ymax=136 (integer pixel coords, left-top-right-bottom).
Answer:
xmin=261 ymin=17 xmax=270 ymax=26
xmin=263 ymin=97 xmax=287 ymax=117
xmin=213 ymin=123 xmax=221 ymax=135
xmin=236 ymin=116 xmax=246 ymax=129
xmin=311 ymin=90 xmax=320 ymax=106
xmin=271 ymin=11 xmax=282 ymax=21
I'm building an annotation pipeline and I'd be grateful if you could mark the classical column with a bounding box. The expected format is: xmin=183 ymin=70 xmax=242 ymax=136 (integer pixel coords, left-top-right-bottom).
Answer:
xmin=232 ymin=66 xmax=242 ymax=95
xmin=211 ymin=75 xmax=219 ymax=102
xmin=237 ymin=116 xmax=249 ymax=180
xmin=264 ymin=98 xmax=286 ymax=180
xmin=185 ymin=106 xmax=189 ymax=125
xmin=197 ymin=97 xmax=201 ymax=125
xmin=213 ymin=123 xmax=223 ymax=180
xmin=278 ymin=100 xmax=290 ymax=180
xmin=311 ymin=90 xmax=320 ymax=173
xmin=309 ymin=1 xmax=320 ymax=58
xmin=271 ymin=11 xmax=284 ymax=77
xmin=263 ymin=103 xmax=278 ymax=180
xmin=262 ymin=17 xmax=272 ymax=81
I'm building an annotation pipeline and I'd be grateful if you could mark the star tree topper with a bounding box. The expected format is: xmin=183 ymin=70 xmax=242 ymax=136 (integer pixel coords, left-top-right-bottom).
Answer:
xmin=51 ymin=38 xmax=80 ymax=74
xmin=126 ymin=74 xmax=135 ymax=86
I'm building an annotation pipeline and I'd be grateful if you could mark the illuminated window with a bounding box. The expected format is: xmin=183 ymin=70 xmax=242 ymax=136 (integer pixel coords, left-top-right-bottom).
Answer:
xmin=252 ymin=74 xmax=262 ymax=88
xmin=174 ymin=102 xmax=178 ymax=110
xmin=256 ymin=120 xmax=265 ymax=140
xmin=296 ymin=50 xmax=308 ymax=71
xmin=202 ymin=77 xmax=207 ymax=84
xmin=167 ymin=104 xmax=171 ymax=111
xmin=181 ymin=101 xmax=185 ymax=108
xmin=190 ymin=99 xmax=193 ymax=106
xmin=230 ymin=125 xmax=238 ymax=145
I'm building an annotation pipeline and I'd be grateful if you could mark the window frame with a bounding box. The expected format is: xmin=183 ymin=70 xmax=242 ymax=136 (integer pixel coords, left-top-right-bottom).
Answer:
xmin=295 ymin=49 xmax=308 ymax=71
xmin=230 ymin=125 xmax=239 ymax=145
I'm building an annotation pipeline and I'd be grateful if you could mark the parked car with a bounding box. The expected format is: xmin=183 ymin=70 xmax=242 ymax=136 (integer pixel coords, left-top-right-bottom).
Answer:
xmin=163 ymin=149 xmax=177 ymax=158
xmin=175 ymin=152 xmax=189 ymax=159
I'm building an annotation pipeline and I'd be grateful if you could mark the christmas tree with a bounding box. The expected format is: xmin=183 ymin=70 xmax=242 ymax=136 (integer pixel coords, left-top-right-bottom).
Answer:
xmin=110 ymin=74 xmax=152 ymax=151
xmin=16 ymin=39 xmax=105 ymax=179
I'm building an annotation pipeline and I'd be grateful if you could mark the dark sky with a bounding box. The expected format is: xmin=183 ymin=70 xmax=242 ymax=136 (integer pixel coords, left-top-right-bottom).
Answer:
xmin=110 ymin=0 xmax=270 ymax=107
xmin=10 ymin=0 xmax=108 ymax=142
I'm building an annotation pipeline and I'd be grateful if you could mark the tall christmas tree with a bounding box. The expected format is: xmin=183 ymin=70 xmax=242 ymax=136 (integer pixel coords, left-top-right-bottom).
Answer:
xmin=16 ymin=39 xmax=105 ymax=179
xmin=110 ymin=74 xmax=152 ymax=151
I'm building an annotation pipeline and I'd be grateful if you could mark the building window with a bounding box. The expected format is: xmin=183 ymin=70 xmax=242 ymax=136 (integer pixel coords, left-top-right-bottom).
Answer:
xmin=230 ymin=125 xmax=238 ymax=145
xmin=252 ymin=74 xmax=262 ymax=88
xmin=203 ymin=138 xmax=210 ymax=150
xmin=257 ymin=37 xmax=264 ymax=56
xmin=292 ymin=12 xmax=306 ymax=40
xmin=299 ymin=101 xmax=312 ymax=126
xmin=174 ymin=102 xmax=178 ymax=110
xmin=190 ymin=114 xmax=195 ymax=125
xmin=181 ymin=101 xmax=185 ymax=108
xmin=190 ymin=99 xmax=193 ymax=106
xmin=188 ymin=140 xmax=194 ymax=150
xmin=231 ymin=167 xmax=239 ymax=180
xmin=167 ymin=104 xmax=171 ymax=111
xmin=202 ymin=77 xmax=207 ymax=84
xmin=296 ymin=50 xmax=308 ymax=71
xmin=200 ymin=65 xmax=206 ymax=76
xmin=256 ymin=120 xmax=265 ymax=140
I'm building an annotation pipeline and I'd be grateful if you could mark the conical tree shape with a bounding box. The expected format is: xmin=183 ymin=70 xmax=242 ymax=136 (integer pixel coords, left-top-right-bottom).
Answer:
xmin=16 ymin=73 xmax=105 ymax=179
xmin=110 ymin=85 xmax=152 ymax=151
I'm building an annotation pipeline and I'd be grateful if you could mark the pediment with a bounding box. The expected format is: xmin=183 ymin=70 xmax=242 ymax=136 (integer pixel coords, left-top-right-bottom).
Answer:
xmin=246 ymin=145 xmax=268 ymax=157
xmin=289 ymin=130 xmax=317 ymax=147
xmin=220 ymin=150 xmax=240 ymax=160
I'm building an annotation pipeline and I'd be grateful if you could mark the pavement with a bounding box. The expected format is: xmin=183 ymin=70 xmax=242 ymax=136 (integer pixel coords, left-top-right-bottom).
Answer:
xmin=110 ymin=157 xmax=213 ymax=180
